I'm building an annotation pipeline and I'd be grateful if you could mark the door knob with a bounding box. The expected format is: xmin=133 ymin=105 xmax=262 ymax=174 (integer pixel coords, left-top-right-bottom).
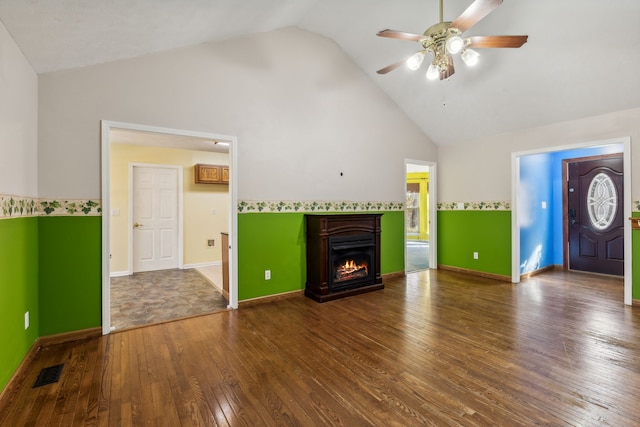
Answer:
xmin=134 ymin=222 xmax=143 ymax=228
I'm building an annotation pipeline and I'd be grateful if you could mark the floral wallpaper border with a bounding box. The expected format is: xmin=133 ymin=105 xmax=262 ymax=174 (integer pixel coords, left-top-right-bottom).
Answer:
xmin=236 ymin=199 xmax=640 ymax=213
xmin=437 ymin=201 xmax=511 ymax=211
xmin=4 ymin=195 xmax=640 ymax=218
xmin=440 ymin=201 xmax=640 ymax=212
xmin=0 ymin=194 xmax=102 ymax=219
xmin=237 ymin=200 xmax=404 ymax=213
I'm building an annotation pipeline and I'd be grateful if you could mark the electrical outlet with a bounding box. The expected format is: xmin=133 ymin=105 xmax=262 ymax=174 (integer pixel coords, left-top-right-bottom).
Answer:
xmin=207 ymin=239 xmax=215 ymax=247
xmin=265 ymin=270 xmax=271 ymax=280
xmin=473 ymin=252 xmax=479 ymax=260
xmin=24 ymin=311 xmax=29 ymax=330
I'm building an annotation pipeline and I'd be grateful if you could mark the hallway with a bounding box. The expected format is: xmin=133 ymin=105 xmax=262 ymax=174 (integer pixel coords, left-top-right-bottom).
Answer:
xmin=110 ymin=268 xmax=228 ymax=330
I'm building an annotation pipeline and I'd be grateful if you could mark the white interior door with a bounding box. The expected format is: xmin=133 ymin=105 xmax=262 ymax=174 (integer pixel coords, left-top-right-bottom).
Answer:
xmin=132 ymin=165 xmax=179 ymax=272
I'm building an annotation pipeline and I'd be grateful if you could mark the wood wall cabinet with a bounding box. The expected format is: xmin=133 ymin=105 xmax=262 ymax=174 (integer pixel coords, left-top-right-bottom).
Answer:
xmin=194 ymin=164 xmax=229 ymax=184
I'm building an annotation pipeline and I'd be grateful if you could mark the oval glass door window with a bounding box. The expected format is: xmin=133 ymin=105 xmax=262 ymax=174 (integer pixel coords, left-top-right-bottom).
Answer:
xmin=587 ymin=172 xmax=617 ymax=230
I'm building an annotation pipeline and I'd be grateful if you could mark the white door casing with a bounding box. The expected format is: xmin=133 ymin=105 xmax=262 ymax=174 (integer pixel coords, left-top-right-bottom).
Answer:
xmin=132 ymin=165 xmax=180 ymax=272
xmin=404 ymin=159 xmax=437 ymax=272
xmin=102 ymin=120 xmax=238 ymax=336
xmin=511 ymin=137 xmax=631 ymax=306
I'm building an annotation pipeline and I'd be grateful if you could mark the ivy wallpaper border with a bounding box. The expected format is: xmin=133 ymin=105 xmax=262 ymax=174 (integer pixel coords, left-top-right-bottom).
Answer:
xmin=439 ymin=201 xmax=640 ymax=212
xmin=0 ymin=194 xmax=102 ymax=219
xmin=3 ymin=195 xmax=640 ymax=218
xmin=238 ymin=200 xmax=404 ymax=213
xmin=437 ymin=201 xmax=511 ymax=211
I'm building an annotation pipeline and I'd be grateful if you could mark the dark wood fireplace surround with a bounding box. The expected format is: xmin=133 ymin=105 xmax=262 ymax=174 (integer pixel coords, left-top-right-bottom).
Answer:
xmin=305 ymin=214 xmax=383 ymax=302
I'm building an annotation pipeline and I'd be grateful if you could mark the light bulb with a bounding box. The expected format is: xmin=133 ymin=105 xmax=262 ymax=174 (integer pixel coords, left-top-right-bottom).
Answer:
xmin=461 ymin=49 xmax=479 ymax=67
xmin=445 ymin=36 xmax=464 ymax=55
xmin=406 ymin=51 xmax=425 ymax=71
xmin=426 ymin=63 xmax=440 ymax=80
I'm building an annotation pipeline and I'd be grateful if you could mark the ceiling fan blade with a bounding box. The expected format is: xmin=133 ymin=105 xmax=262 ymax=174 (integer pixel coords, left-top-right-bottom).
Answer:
xmin=450 ymin=0 xmax=503 ymax=33
xmin=467 ymin=35 xmax=528 ymax=48
xmin=376 ymin=29 xmax=425 ymax=42
xmin=376 ymin=56 xmax=413 ymax=74
xmin=440 ymin=55 xmax=455 ymax=80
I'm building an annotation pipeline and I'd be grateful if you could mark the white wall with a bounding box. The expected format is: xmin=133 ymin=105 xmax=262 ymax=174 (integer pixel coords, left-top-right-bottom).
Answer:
xmin=438 ymin=107 xmax=640 ymax=202
xmin=0 ymin=20 xmax=38 ymax=196
xmin=38 ymin=27 xmax=437 ymax=201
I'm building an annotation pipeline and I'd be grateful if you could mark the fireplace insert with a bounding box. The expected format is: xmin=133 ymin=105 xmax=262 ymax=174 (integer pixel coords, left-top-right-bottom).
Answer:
xmin=329 ymin=235 xmax=375 ymax=292
xmin=305 ymin=213 xmax=383 ymax=302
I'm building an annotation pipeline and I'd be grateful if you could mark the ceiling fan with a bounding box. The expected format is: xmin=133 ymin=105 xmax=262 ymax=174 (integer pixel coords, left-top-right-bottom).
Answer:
xmin=376 ymin=0 xmax=528 ymax=80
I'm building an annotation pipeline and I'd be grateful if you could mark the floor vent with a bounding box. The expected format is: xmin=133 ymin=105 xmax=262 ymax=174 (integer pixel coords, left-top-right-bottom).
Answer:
xmin=33 ymin=364 xmax=64 ymax=388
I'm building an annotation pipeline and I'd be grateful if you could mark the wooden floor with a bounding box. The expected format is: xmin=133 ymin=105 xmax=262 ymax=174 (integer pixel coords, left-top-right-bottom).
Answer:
xmin=1 ymin=269 xmax=640 ymax=426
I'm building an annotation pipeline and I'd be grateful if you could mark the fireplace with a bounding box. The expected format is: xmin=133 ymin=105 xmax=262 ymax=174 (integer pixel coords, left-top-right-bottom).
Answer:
xmin=305 ymin=214 xmax=383 ymax=302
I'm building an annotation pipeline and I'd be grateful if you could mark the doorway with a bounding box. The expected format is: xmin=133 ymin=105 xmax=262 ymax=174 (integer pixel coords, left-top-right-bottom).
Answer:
xmin=512 ymin=137 xmax=631 ymax=305
xmin=405 ymin=160 xmax=437 ymax=272
xmin=101 ymin=121 xmax=239 ymax=335
xmin=564 ymin=154 xmax=624 ymax=276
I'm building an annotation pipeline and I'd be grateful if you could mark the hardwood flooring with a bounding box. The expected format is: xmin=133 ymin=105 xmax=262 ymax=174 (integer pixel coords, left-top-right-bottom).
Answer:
xmin=1 ymin=269 xmax=639 ymax=426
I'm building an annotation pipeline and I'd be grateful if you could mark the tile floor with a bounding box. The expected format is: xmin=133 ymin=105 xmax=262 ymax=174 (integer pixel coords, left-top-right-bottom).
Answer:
xmin=406 ymin=240 xmax=430 ymax=272
xmin=110 ymin=266 xmax=228 ymax=331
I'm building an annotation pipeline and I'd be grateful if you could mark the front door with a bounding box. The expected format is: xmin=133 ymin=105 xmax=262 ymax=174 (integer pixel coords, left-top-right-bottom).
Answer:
xmin=132 ymin=165 xmax=179 ymax=272
xmin=566 ymin=155 xmax=623 ymax=276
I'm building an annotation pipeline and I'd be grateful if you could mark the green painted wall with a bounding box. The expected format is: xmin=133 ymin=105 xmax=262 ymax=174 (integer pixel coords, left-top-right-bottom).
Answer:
xmin=380 ymin=211 xmax=405 ymax=274
xmin=38 ymin=216 xmax=102 ymax=336
xmin=633 ymin=213 xmax=640 ymax=300
xmin=237 ymin=211 xmax=405 ymax=300
xmin=437 ymin=210 xmax=512 ymax=277
xmin=0 ymin=217 xmax=39 ymax=392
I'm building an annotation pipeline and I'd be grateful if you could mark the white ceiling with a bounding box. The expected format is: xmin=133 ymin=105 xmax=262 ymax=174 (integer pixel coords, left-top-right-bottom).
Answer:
xmin=1 ymin=0 xmax=639 ymax=146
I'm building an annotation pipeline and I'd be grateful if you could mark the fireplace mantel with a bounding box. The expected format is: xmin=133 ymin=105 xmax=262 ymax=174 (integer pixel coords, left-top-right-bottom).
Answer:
xmin=305 ymin=214 xmax=383 ymax=302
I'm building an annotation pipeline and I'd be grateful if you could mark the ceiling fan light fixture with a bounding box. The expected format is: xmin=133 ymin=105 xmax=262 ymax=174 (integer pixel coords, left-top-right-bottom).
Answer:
xmin=445 ymin=36 xmax=464 ymax=54
xmin=406 ymin=51 xmax=425 ymax=71
xmin=426 ymin=63 xmax=440 ymax=80
xmin=461 ymin=48 xmax=479 ymax=67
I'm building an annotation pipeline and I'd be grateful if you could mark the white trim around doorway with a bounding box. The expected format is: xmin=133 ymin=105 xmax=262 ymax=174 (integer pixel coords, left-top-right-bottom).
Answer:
xmin=511 ymin=137 xmax=632 ymax=305
xmin=101 ymin=120 xmax=239 ymax=335
xmin=404 ymin=159 xmax=438 ymax=271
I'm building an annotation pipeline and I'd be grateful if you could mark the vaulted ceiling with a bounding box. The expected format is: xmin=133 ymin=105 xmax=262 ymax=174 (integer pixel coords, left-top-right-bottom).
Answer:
xmin=1 ymin=0 xmax=638 ymax=146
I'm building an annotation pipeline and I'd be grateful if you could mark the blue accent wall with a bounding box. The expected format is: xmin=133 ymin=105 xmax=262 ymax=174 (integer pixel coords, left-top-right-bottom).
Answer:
xmin=519 ymin=152 xmax=554 ymax=273
xmin=520 ymin=144 xmax=623 ymax=273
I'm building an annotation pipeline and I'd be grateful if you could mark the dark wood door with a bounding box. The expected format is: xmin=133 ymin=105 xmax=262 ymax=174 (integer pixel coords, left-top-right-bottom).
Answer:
xmin=567 ymin=155 xmax=623 ymax=275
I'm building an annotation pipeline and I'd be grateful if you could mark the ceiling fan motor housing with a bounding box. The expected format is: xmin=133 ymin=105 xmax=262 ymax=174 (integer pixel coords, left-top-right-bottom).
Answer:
xmin=422 ymin=22 xmax=461 ymax=45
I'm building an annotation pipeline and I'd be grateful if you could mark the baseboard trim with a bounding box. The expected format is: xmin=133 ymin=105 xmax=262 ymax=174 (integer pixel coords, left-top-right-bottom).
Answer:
xmin=239 ymin=289 xmax=304 ymax=308
xmin=632 ymin=299 xmax=640 ymax=308
xmin=520 ymin=264 xmax=557 ymax=280
xmin=437 ymin=264 xmax=511 ymax=282
xmin=37 ymin=327 xmax=103 ymax=348
xmin=184 ymin=261 xmax=222 ymax=269
xmin=110 ymin=270 xmax=129 ymax=277
xmin=0 ymin=339 xmax=39 ymax=410
xmin=0 ymin=326 xmax=102 ymax=409
xmin=382 ymin=271 xmax=406 ymax=280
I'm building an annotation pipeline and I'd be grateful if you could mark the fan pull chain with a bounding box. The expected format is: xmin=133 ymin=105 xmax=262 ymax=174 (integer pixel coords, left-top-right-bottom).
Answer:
xmin=441 ymin=79 xmax=448 ymax=107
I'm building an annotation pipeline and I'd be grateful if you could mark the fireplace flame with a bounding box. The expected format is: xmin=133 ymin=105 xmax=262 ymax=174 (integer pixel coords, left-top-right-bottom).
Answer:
xmin=340 ymin=260 xmax=367 ymax=275
xmin=335 ymin=259 xmax=368 ymax=282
